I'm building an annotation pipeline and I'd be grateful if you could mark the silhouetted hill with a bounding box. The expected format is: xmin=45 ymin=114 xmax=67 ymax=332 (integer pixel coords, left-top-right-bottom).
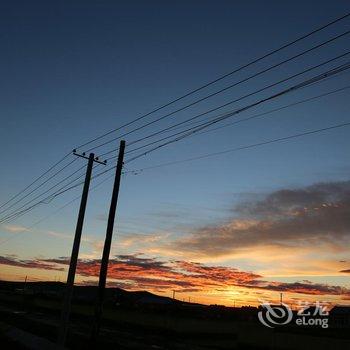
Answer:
xmin=0 ymin=280 xmax=189 ymax=306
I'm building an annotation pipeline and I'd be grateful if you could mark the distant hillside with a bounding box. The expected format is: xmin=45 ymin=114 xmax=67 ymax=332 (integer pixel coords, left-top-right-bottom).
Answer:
xmin=0 ymin=280 xmax=197 ymax=306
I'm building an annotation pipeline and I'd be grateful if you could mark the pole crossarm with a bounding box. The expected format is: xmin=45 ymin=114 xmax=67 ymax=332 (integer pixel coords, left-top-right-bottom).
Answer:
xmin=72 ymin=149 xmax=107 ymax=165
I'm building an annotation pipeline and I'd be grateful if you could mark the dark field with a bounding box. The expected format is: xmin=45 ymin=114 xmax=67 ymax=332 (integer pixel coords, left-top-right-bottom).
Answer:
xmin=0 ymin=282 xmax=349 ymax=350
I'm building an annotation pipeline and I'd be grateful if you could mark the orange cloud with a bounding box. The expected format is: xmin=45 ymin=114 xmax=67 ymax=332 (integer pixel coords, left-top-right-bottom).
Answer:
xmin=1 ymin=254 xmax=349 ymax=299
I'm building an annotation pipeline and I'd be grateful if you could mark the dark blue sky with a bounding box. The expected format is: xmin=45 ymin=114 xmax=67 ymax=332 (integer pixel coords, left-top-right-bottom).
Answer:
xmin=0 ymin=0 xmax=350 ymax=264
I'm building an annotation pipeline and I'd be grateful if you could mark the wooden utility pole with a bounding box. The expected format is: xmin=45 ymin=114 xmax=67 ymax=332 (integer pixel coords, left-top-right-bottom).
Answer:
xmin=58 ymin=151 xmax=106 ymax=346
xmin=24 ymin=275 xmax=27 ymax=292
xmin=91 ymin=140 xmax=125 ymax=342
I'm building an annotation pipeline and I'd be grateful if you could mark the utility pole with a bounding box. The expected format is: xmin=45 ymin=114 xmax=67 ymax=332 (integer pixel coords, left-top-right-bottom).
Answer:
xmin=24 ymin=275 xmax=27 ymax=292
xmin=57 ymin=151 xmax=106 ymax=347
xmin=91 ymin=140 xmax=125 ymax=342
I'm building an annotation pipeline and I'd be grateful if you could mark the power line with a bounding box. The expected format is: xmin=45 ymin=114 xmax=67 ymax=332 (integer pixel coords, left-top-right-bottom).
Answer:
xmin=74 ymin=11 xmax=350 ymax=151
xmin=136 ymin=81 xmax=350 ymax=138
xmin=125 ymin=60 xmax=350 ymax=157
xmin=1 ymin=120 xmax=349 ymax=245
xmin=121 ymin=51 xmax=350 ymax=153
xmin=124 ymin=61 xmax=350 ymax=163
xmin=100 ymin=53 xmax=349 ymax=161
xmin=0 ymin=183 xmax=84 ymax=225
xmin=67 ymin=65 xmax=347 ymax=193
xmin=2 ymin=12 xmax=349 ymax=215
xmin=0 ymin=158 xmax=79 ymax=216
xmin=85 ymin=30 xmax=350 ymax=154
xmin=0 ymin=163 xmax=91 ymax=224
xmin=79 ymin=83 xmax=350 ymax=184
xmin=0 ymin=176 xmax=92 ymax=225
xmin=0 ymin=170 xmax=118 ymax=247
xmin=5 ymin=65 xmax=350 ymax=223
xmin=0 ymin=155 xmax=123 ymax=225
xmin=0 ymin=152 xmax=111 ymax=224
xmin=195 ymin=85 xmax=350 ymax=137
xmin=124 ymin=121 xmax=350 ymax=174
xmin=0 ymin=152 xmax=72 ymax=210
xmin=141 ymin=84 xmax=350 ymax=146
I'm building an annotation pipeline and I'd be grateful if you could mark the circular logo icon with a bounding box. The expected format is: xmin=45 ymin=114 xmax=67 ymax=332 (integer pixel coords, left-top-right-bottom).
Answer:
xmin=258 ymin=302 xmax=293 ymax=328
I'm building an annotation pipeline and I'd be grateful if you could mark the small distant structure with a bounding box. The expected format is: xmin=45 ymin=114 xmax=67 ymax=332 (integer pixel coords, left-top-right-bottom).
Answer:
xmin=329 ymin=306 xmax=350 ymax=328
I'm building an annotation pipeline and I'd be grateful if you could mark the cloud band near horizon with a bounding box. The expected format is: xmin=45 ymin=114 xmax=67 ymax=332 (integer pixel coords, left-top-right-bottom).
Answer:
xmin=0 ymin=254 xmax=349 ymax=300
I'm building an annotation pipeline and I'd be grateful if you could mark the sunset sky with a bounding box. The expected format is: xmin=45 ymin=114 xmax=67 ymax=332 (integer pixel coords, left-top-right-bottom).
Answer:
xmin=0 ymin=1 xmax=350 ymax=308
